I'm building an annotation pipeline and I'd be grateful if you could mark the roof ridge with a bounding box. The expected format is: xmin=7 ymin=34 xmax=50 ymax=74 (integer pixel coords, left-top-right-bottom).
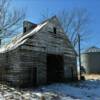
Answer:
xmin=85 ymin=46 xmax=100 ymax=53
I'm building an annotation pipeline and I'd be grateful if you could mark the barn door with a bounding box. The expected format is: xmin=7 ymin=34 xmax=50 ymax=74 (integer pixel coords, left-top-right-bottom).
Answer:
xmin=47 ymin=54 xmax=64 ymax=83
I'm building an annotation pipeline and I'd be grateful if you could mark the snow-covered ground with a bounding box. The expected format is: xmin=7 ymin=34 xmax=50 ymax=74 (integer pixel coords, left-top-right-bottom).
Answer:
xmin=33 ymin=80 xmax=100 ymax=100
xmin=0 ymin=76 xmax=100 ymax=100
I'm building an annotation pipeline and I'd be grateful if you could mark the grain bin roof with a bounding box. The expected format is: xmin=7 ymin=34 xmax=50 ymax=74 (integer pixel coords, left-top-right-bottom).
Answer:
xmin=84 ymin=46 xmax=100 ymax=53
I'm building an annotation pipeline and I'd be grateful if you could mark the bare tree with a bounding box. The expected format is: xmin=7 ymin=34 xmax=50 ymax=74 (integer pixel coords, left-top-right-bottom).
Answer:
xmin=41 ymin=8 xmax=91 ymax=47
xmin=58 ymin=9 xmax=90 ymax=46
xmin=58 ymin=9 xmax=91 ymax=79
xmin=0 ymin=0 xmax=25 ymax=40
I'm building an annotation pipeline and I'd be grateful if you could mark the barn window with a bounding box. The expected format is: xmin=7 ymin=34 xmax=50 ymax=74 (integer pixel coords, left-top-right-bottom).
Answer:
xmin=53 ymin=27 xmax=56 ymax=34
xmin=24 ymin=27 xmax=26 ymax=33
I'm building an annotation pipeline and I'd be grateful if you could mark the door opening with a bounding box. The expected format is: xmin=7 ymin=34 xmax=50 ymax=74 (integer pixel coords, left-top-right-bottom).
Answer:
xmin=47 ymin=54 xmax=64 ymax=83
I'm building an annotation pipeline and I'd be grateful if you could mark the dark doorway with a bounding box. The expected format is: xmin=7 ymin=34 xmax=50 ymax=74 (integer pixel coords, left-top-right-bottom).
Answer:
xmin=47 ymin=54 xmax=64 ymax=83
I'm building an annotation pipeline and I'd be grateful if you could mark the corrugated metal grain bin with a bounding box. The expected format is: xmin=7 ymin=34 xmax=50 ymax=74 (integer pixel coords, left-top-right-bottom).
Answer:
xmin=81 ymin=46 xmax=100 ymax=74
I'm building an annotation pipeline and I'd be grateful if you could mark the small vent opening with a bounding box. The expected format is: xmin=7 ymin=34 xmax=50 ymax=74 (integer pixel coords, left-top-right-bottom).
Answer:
xmin=53 ymin=27 xmax=56 ymax=34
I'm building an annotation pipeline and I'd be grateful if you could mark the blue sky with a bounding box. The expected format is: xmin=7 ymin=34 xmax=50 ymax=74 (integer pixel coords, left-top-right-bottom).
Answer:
xmin=11 ymin=0 xmax=100 ymax=48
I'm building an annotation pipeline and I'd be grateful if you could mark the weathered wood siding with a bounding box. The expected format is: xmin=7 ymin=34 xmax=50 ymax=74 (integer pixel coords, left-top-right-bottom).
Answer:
xmin=17 ymin=17 xmax=77 ymax=85
xmin=19 ymin=49 xmax=47 ymax=86
xmin=0 ymin=53 xmax=7 ymax=81
xmin=0 ymin=49 xmax=20 ymax=85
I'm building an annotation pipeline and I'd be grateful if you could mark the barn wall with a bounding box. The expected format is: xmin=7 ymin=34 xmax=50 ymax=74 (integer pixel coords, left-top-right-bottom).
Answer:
xmin=64 ymin=55 xmax=77 ymax=80
xmin=20 ymin=18 xmax=77 ymax=82
xmin=0 ymin=49 xmax=21 ymax=86
xmin=0 ymin=53 xmax=7 ymax=82
xmin=19 ymin=47 xmax=47 ymax=86
xmin=5 ymin=49 xmax=21 ymax=86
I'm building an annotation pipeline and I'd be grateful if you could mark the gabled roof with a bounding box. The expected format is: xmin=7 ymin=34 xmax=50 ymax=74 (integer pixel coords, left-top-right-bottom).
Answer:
xmin=0 ymin=16 xmax=76 ymax=55
xmin=0 ymin=16 xmax=60 ymax=53
xmin=0 ymin=21 xmax=48 ymax=53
